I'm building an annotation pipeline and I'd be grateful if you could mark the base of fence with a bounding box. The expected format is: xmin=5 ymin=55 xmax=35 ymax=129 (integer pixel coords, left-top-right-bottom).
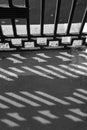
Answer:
xmin=0 ymin=37 xmax=86 ymax=52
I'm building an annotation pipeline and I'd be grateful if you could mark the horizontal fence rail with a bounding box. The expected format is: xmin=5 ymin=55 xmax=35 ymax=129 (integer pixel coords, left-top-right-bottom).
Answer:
xmin=0 ymin=0 xmax=87 ymax=51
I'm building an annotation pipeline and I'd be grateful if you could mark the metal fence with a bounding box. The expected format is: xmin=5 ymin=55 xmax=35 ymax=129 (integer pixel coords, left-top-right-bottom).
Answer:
xmin=0 ymin=0 xmax=87 ymax=51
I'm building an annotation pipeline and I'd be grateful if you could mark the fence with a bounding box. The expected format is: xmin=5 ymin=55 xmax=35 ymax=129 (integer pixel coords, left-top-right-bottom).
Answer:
xmin=0 ymin=0 xmax=87 ymax=51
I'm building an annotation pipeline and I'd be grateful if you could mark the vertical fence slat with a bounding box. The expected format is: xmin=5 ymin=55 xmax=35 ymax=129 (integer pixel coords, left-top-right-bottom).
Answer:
xmin=40 ymin=0 xmax=45 ymax=36
xmin=0 ymin=25 xmax=5 ymax=42
xmin=0 ymin=0 xmax=86 ymax=50
xmin=79 ymin=7 xmax=87 ymax=35
xmin=8 ymin=0 xmax=17 ymax=38
xmin=25 ymin=0 xmax=30 ymax=40
xmin=54 ymin=0 xmax=61 ymax=39
xmin=66 ymin=0 xmax=77 ymax=35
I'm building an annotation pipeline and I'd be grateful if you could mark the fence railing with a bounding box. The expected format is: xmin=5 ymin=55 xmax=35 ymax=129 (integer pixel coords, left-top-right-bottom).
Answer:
xmin=0 ymin=0 xmax=87 ymax=51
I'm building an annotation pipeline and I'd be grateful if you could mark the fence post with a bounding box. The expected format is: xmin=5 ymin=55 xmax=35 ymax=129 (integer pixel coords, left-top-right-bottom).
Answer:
xmin=79 ymin=7 xmax=87 ymax=36
xmin=66 ymin=0 xmax=77 ymax=35
xmin=54 ymin=0 xmax=61 ymax=39
xmin=8 ymin=0 xmax=17 ymax=38
xmin=25 ymin=0 xmax=31 ymax=40
xmin=0 ymin=26 xmax=5 ymax=43
xmin=40 ymin=0 xmax=45 ymax=36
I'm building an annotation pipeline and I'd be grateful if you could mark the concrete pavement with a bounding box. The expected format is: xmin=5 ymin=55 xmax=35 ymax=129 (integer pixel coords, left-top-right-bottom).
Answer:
xmin=0 ymin=48 xmax=87 ymax=129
